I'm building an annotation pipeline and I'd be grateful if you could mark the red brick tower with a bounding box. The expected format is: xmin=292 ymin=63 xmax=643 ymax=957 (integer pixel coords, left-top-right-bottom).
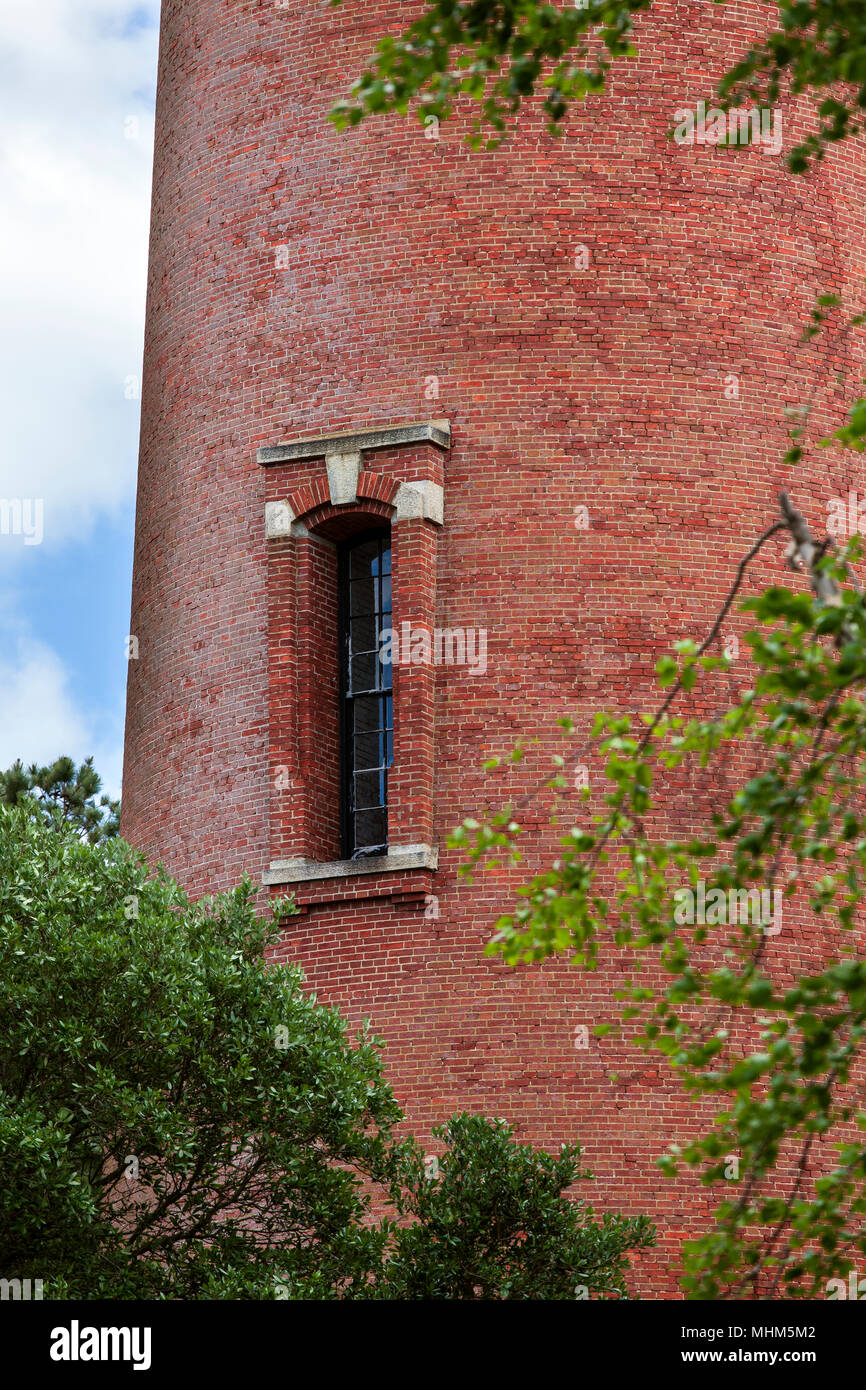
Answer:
xmin=123 ymin=0 xmax=866 ymax=1293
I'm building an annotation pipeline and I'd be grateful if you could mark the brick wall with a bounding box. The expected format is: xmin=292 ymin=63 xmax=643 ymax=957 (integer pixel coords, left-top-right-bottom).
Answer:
xmin=123 ymin=0 xmax=866 ymax=1295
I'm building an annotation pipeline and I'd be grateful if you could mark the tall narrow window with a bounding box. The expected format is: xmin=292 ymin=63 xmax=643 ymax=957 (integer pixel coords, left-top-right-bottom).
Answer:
xmin=338 ymin=530 xmax=393 ymax=858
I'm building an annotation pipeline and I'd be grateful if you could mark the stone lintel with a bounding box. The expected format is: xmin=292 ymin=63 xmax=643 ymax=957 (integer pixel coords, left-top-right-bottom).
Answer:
xmin=257 ymin=419 xmax=451 ymax=466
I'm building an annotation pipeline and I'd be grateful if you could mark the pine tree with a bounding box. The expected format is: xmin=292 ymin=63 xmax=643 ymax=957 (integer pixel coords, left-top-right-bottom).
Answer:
xmin=0 ymin=755 xmax=119 ymax=844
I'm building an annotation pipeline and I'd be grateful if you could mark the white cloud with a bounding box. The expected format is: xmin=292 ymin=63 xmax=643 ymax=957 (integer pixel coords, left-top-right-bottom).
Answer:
xmin=0 ymin=3 xmax=159 ymax=799
xmin=0 ymin=0 xmax=159 ymax=546
xmin=0 ymin=630 xmax=124 ymax=799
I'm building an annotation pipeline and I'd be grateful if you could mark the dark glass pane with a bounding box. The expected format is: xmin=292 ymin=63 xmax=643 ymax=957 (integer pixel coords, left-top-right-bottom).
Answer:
xmin=353 ymin=770 xmax=385 ymax=811
xmin=354 ymin=808 xmax=387 ymax=852
xmin=350 ymin=614 xmax=377 ymax=654
xmin=350 ymin=575 xmax=376 ymax=617
xmin=341 ymin=532 xmax=393 ymax=859
xmin=350 ymin=651 xmax=379 ymax=694
xmin=350 ymin=540 xmax=380 ymax=581
xmin=354 ymin=731 xmax=385 ymax=769
xmin=353 ymin=695 xmax=384 ymax=733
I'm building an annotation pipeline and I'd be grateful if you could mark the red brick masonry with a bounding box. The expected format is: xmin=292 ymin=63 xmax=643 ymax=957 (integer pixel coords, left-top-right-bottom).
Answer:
xmin=123 ymin=0 xmax=866 ymax=1295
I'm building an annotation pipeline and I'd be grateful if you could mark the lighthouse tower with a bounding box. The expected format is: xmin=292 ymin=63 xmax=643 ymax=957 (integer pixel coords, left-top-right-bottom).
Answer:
xmin=122 ymin=0 xmax=866 ymax=1293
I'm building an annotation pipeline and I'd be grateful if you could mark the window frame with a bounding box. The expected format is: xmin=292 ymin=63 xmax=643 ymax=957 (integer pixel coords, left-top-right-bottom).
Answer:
xmin=337 ymin=526 xmax=393 ymax=860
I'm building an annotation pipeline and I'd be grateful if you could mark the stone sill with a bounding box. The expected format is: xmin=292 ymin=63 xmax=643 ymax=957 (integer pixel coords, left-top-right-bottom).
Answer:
xmin=263 ymin=845 xmax=438 ymax=887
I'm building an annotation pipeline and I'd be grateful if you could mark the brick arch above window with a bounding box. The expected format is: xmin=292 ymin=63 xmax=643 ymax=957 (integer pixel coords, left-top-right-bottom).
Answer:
xmin=277 ymin=470 xmax=402 ymax=533
xmin=295 ymin=493 xmax=396 ymax=543
xmin=265 ymin=474 xmax=444 ymax=542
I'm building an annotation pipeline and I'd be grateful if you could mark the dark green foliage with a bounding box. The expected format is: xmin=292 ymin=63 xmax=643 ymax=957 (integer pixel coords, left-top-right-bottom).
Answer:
xmin=0 ymin=809 xmax=651 ymax=1300
xmin=0 ymin=808 xmax=397 ymax=1299
xmin=453 ymin=532 xmax=866 ymax=1297
xmin=329 ymin=0 xmax=650 ymax=147
xmin=378 ymin=1112 xmax=654 ymax=1299
xmin=327 ymin=0 xmax=866 ymax=169
xmin=719 ymin=0 xmax=866 ymax=172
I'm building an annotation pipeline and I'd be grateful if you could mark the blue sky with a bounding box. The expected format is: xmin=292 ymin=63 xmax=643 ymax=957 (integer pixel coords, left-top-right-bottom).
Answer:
xmin=0 ymin=0 xmax=160 ymax=797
